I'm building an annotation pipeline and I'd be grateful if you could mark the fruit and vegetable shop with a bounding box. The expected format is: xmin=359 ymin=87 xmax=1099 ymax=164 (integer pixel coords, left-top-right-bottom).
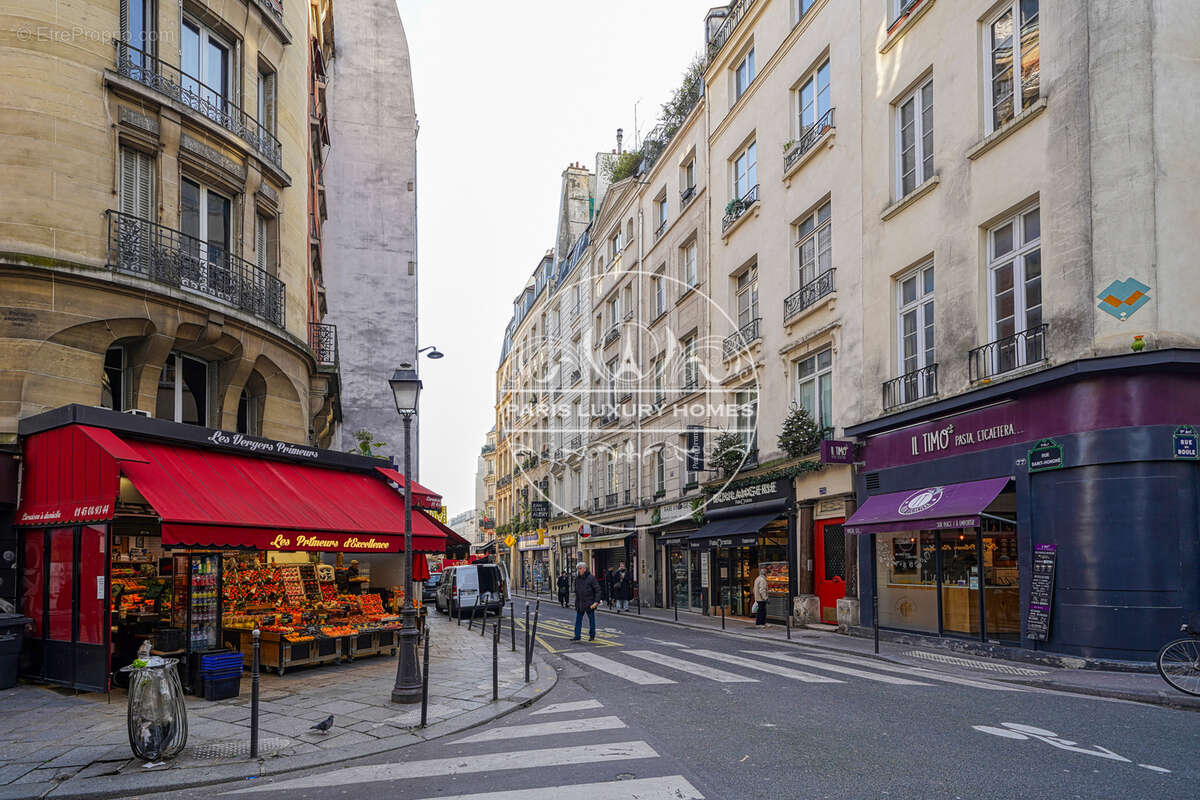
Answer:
xmin=12 ymin=405 xmax=467 ymax=693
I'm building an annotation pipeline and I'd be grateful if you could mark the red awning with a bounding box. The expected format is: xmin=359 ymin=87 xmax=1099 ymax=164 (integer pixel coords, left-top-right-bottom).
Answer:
xmin=416 ymin=509 xmax=470 ymax=550
xmin=17 ymin=425 xmax=146 ymax=526
xmin=375 ymin=467 xmax=443 ymax=510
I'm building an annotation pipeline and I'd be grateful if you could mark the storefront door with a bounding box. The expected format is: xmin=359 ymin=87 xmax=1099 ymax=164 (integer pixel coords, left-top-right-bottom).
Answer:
xmin=814 ymin=519 xmax=847 ymax=624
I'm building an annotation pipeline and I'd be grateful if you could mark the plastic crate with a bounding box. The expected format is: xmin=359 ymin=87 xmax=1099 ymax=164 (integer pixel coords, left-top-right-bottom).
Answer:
xmin=200 ymin=652 xmax=242 ymax=671
xmin=203 ymin=674 xmax=241 ymax=701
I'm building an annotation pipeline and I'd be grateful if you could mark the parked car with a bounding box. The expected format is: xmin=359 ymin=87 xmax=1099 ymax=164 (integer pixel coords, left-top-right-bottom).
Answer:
xmin=422 ymin=572 xmax=442 ymax=603
xmin=435 ymin=563 xmax=508 ymax=616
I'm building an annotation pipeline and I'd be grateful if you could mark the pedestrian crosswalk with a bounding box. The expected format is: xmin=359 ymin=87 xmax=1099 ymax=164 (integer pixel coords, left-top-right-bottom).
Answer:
xmin=224 ymin=700 xmax=704 ymax=799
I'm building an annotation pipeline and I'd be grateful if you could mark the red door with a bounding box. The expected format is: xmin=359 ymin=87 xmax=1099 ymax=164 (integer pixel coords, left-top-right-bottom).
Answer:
xmin=813 ymin=519 xmax=846 ymax=624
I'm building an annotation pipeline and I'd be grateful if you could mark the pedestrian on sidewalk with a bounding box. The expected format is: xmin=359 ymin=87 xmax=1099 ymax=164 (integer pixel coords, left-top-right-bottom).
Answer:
xmin=752 ymin=568 xmax=768 ymax=627
xmin=557 ymin=569 xmax=570 ymax=608
xmin=614 ymin=562 xmax=630 ymax=612
xmin=602 ymin=568 xmax=614 ymax=610
xmin=572 ymin=562 xmax=602 ymax=642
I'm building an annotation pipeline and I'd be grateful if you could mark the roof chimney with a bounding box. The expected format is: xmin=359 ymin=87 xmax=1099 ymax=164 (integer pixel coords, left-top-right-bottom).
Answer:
xmin=616 ymin=128 xmax=624 ymax=155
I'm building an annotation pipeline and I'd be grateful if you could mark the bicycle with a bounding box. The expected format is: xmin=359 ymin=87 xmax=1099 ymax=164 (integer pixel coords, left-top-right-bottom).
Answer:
xmin=1156 ymin=611 xmax=1200 ymax=696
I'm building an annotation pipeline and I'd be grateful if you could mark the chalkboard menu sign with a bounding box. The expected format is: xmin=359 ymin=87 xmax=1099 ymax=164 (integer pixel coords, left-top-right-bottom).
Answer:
xmin=1026 ymin=543 xmax=1057 ymax=641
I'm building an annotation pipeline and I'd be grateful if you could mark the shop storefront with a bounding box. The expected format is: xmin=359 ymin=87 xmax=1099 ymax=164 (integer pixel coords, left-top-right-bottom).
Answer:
xmin=14 ymin=405 xmax=450 ymax=692
xmin=646 ymin=501 xmax=699 ymax=609
xmin=846 ymin=356 xmax=1200 ymax=660
xmin=580 ymin=521 xmax=635 ymax=582
xmin=517 ymin=534 xmax=550 ymax=592
xmin=688 ymin=478 xmax=795 ymax=622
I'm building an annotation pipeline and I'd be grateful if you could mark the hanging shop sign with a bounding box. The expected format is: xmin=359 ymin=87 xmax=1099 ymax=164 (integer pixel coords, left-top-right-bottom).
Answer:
xmin=699 ymin=551 xmax=710 ymax=588
xmin=820 ymin=440 xmax=855 ymax=464
xmin=531 ymin=501 xmax=550 ymax=522
xmin=1027 ymin=438 xmax=1064 ymax=473
xmin=686 ymin=426 xmax=705 ymax=472
xmin=1173 ymin=425 xmax=1198 ymax=460
xmin=1026 ymin=544 xmax=1058 ymax=641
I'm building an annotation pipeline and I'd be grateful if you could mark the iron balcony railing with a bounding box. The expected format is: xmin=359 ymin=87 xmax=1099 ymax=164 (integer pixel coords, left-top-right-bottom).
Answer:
xmin=309 ymin=322 xmax=338 ymax=366
xmin=605 ymin=493 xmax=618 ymax=509
xmin=481 ymin=444 xmax=496 ymax=454
xmin=256 ymin=0 xmax=284 ymax=25
xmin=723 ymin=317 xmax=762 ymax=359
xmin=969 ymin=324 xmax=1049 ymax=382
xmin=680 ymin=184 xmax=697 ymax=206
xmin=569 ymin=369 xmax=582 ymax=385
xmin=784 ymin=108 xmax=835 ymax=171
xmin=654 ymin=218 xmax=668 ymax=240
xmin=568 ymin=434 xmax=582 ymax=450
xmin=604 ymin=325 xmax=621 ymax=346
xmin=114 ymin=41 xmax=282 ymax=169
xmin=707 ymin=0 xmax=759 ymax=62
xmin=882 ymin=364 xmax=938 ymax=411
xmin=106 ymin=210 xmax=285 ymax=326
xmin=623 ymin=489 xmax=632 ymax=505
xmin=722 ymin=184 xmax=759 ymax=233
xmin=784 ymin=269 xmax=836 ymax=321
xmin=498 ymin=475 xmax=512 ymax=488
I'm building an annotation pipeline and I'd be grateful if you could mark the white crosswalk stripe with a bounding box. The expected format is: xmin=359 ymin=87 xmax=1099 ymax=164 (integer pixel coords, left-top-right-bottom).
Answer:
xmin=645 ymin=637 xmax=688 ymax=648
xmin=455 ymin=715 xmax=626 ymax=743
xmin=625 ymin=650 xmax=759 ymax=683
xmin=224 ymin=740 xmax=661 ymax=794
xmin=563 ymin=652 xmax=677 ymax=685
xmin=790 ymin=649 xmax=1027 ymax=691
xmin=682 ymin=649 xmax=843 ymax=683
xmin=742 ymin=650 xmax=933 ymax=686
xmin=530 ymin=699 xmax=604 ymax=715
xmin=409 ymin=776 xmax=704 ymax=800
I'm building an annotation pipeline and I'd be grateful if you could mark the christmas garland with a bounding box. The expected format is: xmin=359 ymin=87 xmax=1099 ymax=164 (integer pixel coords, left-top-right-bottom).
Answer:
xmin=700 ymin=458 xmax=824 ymax=497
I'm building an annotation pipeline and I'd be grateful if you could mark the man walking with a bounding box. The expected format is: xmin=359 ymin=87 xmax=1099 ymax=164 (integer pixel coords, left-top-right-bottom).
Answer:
xmin=752 ymin=567 xmax=769 ymax=627
xmin=572 ymin=562 xmax=601 ymax=642
xmin=556 ymin=569 xmax=570 ymax=608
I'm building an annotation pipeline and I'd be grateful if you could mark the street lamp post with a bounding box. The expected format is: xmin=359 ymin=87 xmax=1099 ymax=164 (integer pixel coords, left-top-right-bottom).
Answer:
xmin=389 ymin=367 xmax=423 ymax=703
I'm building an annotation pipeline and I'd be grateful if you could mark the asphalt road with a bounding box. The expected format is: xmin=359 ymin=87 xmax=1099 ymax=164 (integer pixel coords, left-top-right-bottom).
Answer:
xmin=150 ymin=600 xmax=1199 ymax=800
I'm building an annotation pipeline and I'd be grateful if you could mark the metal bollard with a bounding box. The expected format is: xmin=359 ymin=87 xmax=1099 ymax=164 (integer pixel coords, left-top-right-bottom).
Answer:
xmin=420 ymin=625 xmax=431 ymax=727
xmin=468 ymin=600 xmax=477 ymax=631
xmin=480 ymin=603 xmax=489 ymax=637
xmin=523 ymin=603 xmax=531 ymax=683
xmin=250 ymin=628 xmax=261 ymax=759
xmin=674 ymin=593 xmax=679 ymax=622
xmin=636 ymin=591 xmax=641 ymax=616
xmin=721 ymin=602 xmax=725 ymax=630
xmin=528 ymin=600 xmax=541 ymax=672
xmin=457 ymin=598 xmax=462 ymax=626
xmin=510 ymin=601 xmax=516 ymax=652
xmin=492 ymin=622 xmax=499 ymax=701
xmin=786 ymin=611 xmax=792 ymax=640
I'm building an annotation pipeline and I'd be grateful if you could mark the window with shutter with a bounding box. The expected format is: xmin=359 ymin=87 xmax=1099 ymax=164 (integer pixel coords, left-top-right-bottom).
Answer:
xmin=119 ymin=147 xmax=154 ymax=220
xmin=255 ymin=213 xmax=269 ymax=272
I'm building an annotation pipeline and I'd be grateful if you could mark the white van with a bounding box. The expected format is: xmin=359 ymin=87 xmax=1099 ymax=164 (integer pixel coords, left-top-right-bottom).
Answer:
xmin=434 ymin=563 xmax=509 ymax=616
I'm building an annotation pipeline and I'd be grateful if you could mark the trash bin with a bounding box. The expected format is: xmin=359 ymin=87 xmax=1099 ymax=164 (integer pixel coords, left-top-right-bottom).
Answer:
xmin=122 ymin=654 xmax=188 ymax=762
xmin=0 ymin=614 xmax=32 ymax=690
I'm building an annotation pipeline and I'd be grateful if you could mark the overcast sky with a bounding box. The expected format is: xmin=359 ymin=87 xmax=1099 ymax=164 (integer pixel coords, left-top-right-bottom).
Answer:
xmin=398 ymin=0 xmax=719 ymax=517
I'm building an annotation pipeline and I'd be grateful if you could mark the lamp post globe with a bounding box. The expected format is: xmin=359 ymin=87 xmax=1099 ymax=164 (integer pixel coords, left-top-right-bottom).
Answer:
xmin=389 ymin=367 xmax=423 ymax=703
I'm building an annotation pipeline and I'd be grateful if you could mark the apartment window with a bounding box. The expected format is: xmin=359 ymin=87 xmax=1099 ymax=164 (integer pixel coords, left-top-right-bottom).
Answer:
xmin=626 ymin=219 xmax=634 ymax=247
xmin=656 ymin=195 xmax=668 ymax=229
xmin=682 ymin=241 xmax=698 ymax=288
xmin=683 ymin=159 xmax=696 ymax=192
xmin=794 ymin=200 xmax=832 ymax=287
xmin=682 ymin=336 xmax=699 ymax=389
xmin=734 ymin=388 xmax=759 ymax=455
xmin=607 ymin=357 xmax=619 ymax=409
xmin=622 ymin=285 xmax=633 ymax=318
xmin=607 ymin=296 xmax=620 ymax=328
xmin=653 ymin=357 xmax=665 ymax=402
xmin=896 ymin=78 xmax=933 ymax=197
xmin=734 ymin=47 xmax=756 ymax=101
xmin=796 ymin=0 xmax=817 ymax=20
xmin=897 ymin=263 xmax=935 ymax=381
xmin=985 ymin=0 xmax=1040 ymax=133
xmin=797 ymin=59 xmax=831 ymax=136
xmin=101 ymin=346 xmax=128 ymax=412
xmin=795 ymin=348 xmax=833 ymax=431
xmin=121 ymin=0 xmax=156 ymax=54
xmin=236 ymin=387 xmax=263 ymax=436
xmin=181 ymin=177 xmax=232 ymax=268
xmin=181 ymin=17 xmax=231 ymax=116
xmin=736 ymin=265 xmax=759 ymax=328
xmin=119 ymin=147 xmax=154 ymax=220
xmin=156 ymin=352 xmax=212 ymax=425
xmin=733 ymin=141 xmax=757 ymax=200
xmin=610 ymin=230 xmax=622 ymax=260
xmin=988 ymin=206 xmax=1042 ymax=363
xmin=255 ymin=212 xmax=278 ymax=275
xmin=654 ymin=450 xmax=666 ymax=494
xmin=653 ymin=273 xmax=666 ymax=317
xmin=257 ymin=66 xmax=277 ymax=134
xmin=892 ymin=0 xmax=921 ymax=22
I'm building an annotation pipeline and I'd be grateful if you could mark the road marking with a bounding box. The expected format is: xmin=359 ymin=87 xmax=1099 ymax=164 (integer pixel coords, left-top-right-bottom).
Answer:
xmin=1138 ymin=764 xmax=1171 ymax=774
xmin=563 ymin=652 xmax=676 ymax=685
xmin=456 ymin=715 xmax=626 ymax=743
xmin=626 ymin=650 xmax=759 ymax=683
xmin=409 ymin=775 xmax=705 ymax=800
xmin=798 ymin=650 xmax=1026 ymax=691
xmin=645 ymin=638 xmax=687 ymax=648
xmin=223 ymin=741 xmax=660 ymax=793
xmin=518 ymin=617 xmax=623 ymax=651
xmin=743 ymin=651 xmax=932 ymax=686
xmin=530 ymin=699 xmax=604 ymax=716
xmin=682 ymin=649 xmax=842 ymax=683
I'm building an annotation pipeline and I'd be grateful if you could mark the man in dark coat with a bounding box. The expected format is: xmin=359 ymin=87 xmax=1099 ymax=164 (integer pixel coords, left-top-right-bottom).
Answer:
xmin=604 ymin=568 xmax=615 ymax=609
xmin=572 ymin=562 xmax=602 ymax=641
xmin=556 ymin=570 xmax=570 ymax=607
xmin=614 ymin=562 xmax=630 ymax=612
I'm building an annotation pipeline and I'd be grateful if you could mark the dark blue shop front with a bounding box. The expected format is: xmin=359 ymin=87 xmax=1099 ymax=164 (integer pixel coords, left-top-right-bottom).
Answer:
xmin=845 ymin=353 xmax=1200 ymax=662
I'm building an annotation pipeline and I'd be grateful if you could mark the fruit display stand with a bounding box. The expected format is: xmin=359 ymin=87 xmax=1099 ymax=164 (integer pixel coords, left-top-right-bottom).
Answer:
xmin=232 ymin=628 xmax=343 ymax=675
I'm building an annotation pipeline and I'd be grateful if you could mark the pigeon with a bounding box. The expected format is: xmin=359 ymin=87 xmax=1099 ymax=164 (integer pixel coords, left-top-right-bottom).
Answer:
xmin=310 ymin=715 xmax=334 ymax=733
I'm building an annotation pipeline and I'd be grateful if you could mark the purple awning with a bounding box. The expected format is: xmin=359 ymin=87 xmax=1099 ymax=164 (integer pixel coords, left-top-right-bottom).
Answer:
xmin=844 ymin=477 xmax=1011 ymax=535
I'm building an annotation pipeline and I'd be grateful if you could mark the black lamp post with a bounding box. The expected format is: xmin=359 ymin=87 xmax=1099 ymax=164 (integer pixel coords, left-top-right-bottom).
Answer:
xmin=388 ymin=366 xmax=423 ymax=703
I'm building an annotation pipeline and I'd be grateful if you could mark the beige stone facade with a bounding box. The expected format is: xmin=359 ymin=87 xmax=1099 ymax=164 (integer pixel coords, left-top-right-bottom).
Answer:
xmin=0 ymin=0 xmax=337 ymax=446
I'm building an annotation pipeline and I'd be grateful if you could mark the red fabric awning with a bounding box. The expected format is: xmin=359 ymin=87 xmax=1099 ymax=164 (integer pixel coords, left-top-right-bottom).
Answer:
xmin=415 ymin=509 xmax=470 ymax=550
xmin=17 ymin=425 xmax=146 ymax=526
xmin=375 ymin=467 xmax=443 ymax=510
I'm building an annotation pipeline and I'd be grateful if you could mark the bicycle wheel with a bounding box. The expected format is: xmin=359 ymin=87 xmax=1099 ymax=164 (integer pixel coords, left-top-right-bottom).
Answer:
xmin=1157 ymin=637 xmax=1200 ymax=696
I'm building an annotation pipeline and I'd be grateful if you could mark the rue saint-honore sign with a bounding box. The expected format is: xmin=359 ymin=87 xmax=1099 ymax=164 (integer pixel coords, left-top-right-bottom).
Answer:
xmin=1028 ymin=438 xmax=1064 ymax=473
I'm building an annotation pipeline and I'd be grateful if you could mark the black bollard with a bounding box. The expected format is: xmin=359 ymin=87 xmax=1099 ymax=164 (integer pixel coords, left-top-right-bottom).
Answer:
xmin=480 ymin=602 xmax=489 ymax=637
xmin=636 ymin=591 xmax=641 ymax=616
xmin=721 ymin=602 xmax=725 ymax=630
xmin=510 ymin=601 xmax=516 ymax=652
xmin=457 ymin=598 xmax=462 ymax=626
xmin=674 ymin=592 xmax=679 ymax=622
xmin=492 ymin=622 xmax=499 ymax=701
xmin=523 ymin=603 xmax=531 ymax=683
xmin=528 ymin=600 xmax=541 ymax=672
xmin=250 ymin=628 xmax=261 ymax=759
xmin=420 ymin=625 xmax=431 ymax=727
xmin=786 ymin=610 xmax=792 ymax=640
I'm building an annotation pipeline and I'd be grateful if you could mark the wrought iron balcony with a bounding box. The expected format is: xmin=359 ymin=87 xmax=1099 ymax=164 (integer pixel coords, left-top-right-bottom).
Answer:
xmin=784 ymin=108 xmax=835 ymax=171
xmin=481 ymin=444 xmax=496 ymax=455
xmin=882 ymin=364 xmax=938 ymax=410
xmin=568 ymin=434 xmax=582 ymax=450
xmin=114 ymin=41 xmax=282 ymax=169
xmin=969 ymin=324 xmax=1049 ymax=382
xmin=784 ymin=269 xmax=836 ymax=321
xmin=623 ymin=489 xmax=631 ymax=505
xmin=498 ymin=475 xmax=512 ymax=488
xmin=106 ymin=210 xmax=285 ymax=327
xmin=654 ymin=218 xmax=668 ymax=241
xmin=256 ymin=0 xmax=284 ymax=24
xmin=723 ymin=317 xmax=762 ymax=359
xmin=707 ymin=0 xmax=759 ymax=63
xmin=680 ymin=184 xmax=697 ymax=206
xmin=569 ymin=369 xmax=582 ymax=385
xmin=604 ymin=325 xmax=620 ymax=346
xmin=722 ymin=184 xmax=759 ymax=233
xmin=309 ymin=322 xmax=338 ymax=366
xmin=605 ymin=493 xmax=618 ymax=509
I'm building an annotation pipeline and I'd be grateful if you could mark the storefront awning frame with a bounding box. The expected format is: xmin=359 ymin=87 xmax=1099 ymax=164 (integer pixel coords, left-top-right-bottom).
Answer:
xmin=843 ymin=477 xmax=1011 ymax=535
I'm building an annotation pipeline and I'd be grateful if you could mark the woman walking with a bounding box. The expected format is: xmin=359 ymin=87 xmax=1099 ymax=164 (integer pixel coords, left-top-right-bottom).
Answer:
xmin=752 ymin=568 xmax=768 ymax=627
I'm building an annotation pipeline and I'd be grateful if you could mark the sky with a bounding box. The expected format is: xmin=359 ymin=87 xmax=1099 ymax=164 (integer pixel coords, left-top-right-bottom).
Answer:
xmin=398 ymin=0 xmax=720 ymax=518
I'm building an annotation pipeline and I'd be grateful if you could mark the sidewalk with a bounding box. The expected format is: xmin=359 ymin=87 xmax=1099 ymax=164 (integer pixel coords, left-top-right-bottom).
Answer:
xmin=512 ymin=588 xmax=1200 ymax=713
xmin=0 ymin=611 xmax=556 ymax=800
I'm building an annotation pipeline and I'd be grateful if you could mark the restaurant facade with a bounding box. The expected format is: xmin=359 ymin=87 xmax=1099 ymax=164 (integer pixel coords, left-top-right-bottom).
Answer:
xmin=844 ymin=353 xmax=1200 ymax=661
xmin=10 ymin=405 xmax=458 ymax=692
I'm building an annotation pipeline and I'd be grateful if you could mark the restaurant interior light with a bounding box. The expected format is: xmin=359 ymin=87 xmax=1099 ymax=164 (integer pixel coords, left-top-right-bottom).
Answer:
xmin=388 ymin=368 xmax=422 ymax=415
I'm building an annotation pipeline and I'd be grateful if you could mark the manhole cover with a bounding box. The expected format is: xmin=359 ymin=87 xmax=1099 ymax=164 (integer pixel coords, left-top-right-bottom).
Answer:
xmin=189 ymin=737 xmax=293 ymax=759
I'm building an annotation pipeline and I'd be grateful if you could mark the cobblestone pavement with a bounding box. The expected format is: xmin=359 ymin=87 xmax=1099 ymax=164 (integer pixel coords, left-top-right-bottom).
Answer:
xmin=0 ymin=610 xmax=548 ymax=799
